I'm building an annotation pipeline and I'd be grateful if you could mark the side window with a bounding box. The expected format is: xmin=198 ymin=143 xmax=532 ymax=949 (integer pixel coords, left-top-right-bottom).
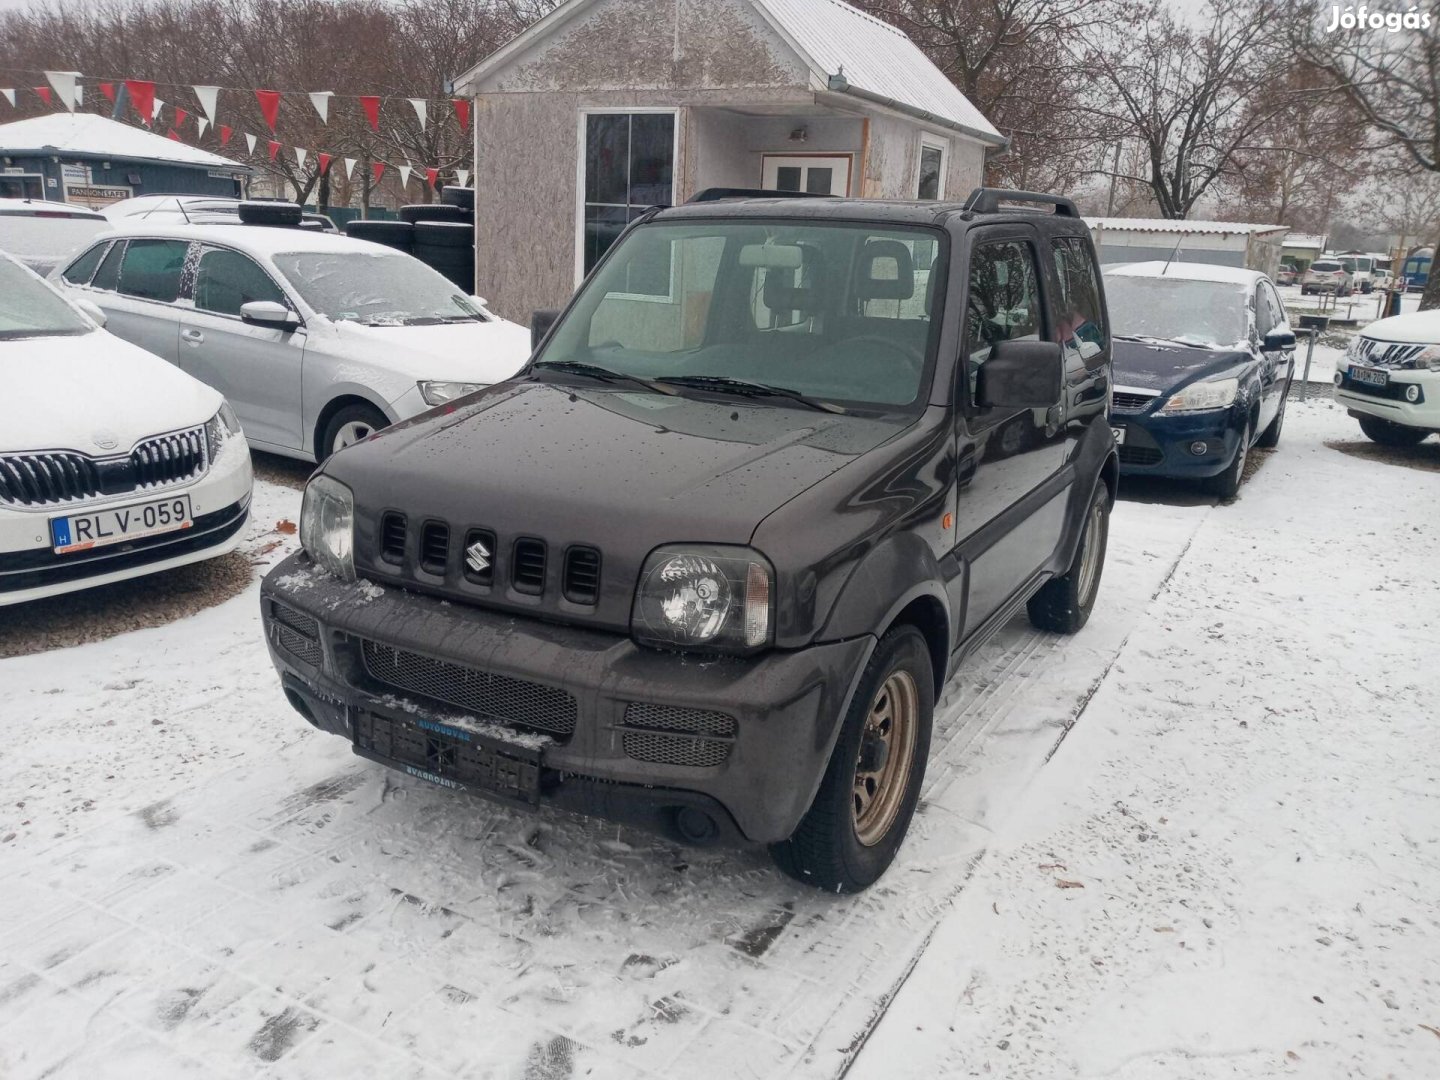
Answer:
xmin=1263 ymin=284 xmax=1287 ymax=332
xmin=62 ymin=242 xmax=109 ymax=286
xmin=117 ymin=239 xmax=188 ymax=303
xmin=964 ymin=239 xmax=1043 ymax=411
xmin=1050 ymin=237 xmax=1107 ymax=364
xmin=90 ymin=240 xmax=126 ymax=292
xmin=1253 ymin=283 xmax=1272 ymax=337
xmin=193 ymin=247 xmax=285 ymax=317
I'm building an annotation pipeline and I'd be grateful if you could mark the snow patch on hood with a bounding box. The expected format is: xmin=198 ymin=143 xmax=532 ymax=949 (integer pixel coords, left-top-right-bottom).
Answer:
xmin=327 ymin=316 xmax=531 ymax=384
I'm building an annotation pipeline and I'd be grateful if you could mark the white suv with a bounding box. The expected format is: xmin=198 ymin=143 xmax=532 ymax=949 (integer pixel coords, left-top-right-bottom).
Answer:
xmin=1334 ymin=310 xmax=1440 ymax=445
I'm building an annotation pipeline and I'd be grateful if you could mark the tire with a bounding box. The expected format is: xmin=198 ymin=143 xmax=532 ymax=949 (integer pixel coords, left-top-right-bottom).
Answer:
xmin=345 ymin=220 xmax=415 ymax=251
xmin=319 ymin=402 xmax=389 ymax=462
xmin=1027 ymin=481 xmax=1111 ymax=634
xmin=413 ymin=221 xmax=473 ymax=248
xmin=770 ymin=625 xmax=934 ymax=893
xmin=238 ymin=200 xmax=302 ymax=226
xmin=441 ymin=185 xmax=475 ymax=211
xmin=1256 ymin=380 xmax=1290 ymax=448
xmin=1358 ymin=415 xmax=1430 ymax=447
xmin=1205 ymin=419 xmax=1251 ymax=499
xmin=399 ymin=203 xmax=468 ymax=224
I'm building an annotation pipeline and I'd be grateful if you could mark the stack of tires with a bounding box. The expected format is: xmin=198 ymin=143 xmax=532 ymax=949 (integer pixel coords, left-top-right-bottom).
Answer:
xmin=343 ymin=186 xmax=475 ymax=291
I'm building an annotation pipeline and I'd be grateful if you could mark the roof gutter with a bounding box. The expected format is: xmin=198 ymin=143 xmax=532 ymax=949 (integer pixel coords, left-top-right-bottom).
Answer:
xmin=827 ymin=74 xmax=1009 ymax=150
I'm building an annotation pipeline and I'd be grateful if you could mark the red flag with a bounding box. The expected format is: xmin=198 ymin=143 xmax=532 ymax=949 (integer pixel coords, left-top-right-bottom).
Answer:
xmin=125 ymin=80 xmax=156 ymax=126
xmin=174 ymin=106 xmax=188 ymax=127
xmin=267 ymin=139 xmax=281 ymax=161
xmin=426 ymin=167 xmax=439 ymax=189
xmin=255 ymin=89 xmax=281 ymax=132
xmin=34 ymin=86 xmax=51 ymax=105
xmin=453 ymin=99 xmax=470 ymax=132
xmin=359 ymin=95 xmax=380 ymax=132
xmin=371 ymin=161 xmax=386 ymax=185
xmin=99 ymin=82 xmax=116 ymax=102
xmin=318 ymin=152 xmax=332 ymax=175
xmin=167 ymin=128 xmax=181 ymax=142
xmin=219 ymin=125 xmax=233 ymax=146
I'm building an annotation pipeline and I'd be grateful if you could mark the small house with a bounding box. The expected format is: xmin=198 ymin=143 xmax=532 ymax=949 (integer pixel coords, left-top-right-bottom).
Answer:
xmin=1087 ymin=217 xmax=1289 ymax=280
xmin=1282 ymin=233 xmax=1327 ymax=272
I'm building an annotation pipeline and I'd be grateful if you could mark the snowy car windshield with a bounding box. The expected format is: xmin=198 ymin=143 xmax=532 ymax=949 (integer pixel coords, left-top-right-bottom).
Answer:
xmin=272 ymin=251 xmax=485 ymax=326
xmin=1104 ymin=275 xmax=1248 ymax=349
xmin=0 ymin=257 xmax=93 ymax=339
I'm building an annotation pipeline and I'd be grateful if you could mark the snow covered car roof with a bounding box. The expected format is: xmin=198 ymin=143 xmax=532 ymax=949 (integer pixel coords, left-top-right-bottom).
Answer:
xmin=99 ymin=222 xmax=400 ymax=260
xmin=1359 ymin=309 xmax=1440 ymax=345
xmin=1104 ymin=261 xmax=1266 ymax=287
xmin=0 ymin=197 xmax=106 ymax=218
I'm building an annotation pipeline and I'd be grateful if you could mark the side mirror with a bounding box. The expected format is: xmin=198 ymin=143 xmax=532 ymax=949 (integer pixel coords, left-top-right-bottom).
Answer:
xmin=74 ymin=297 xmax=107 ymax=328
xmin=977 ymin=339 xmax=1063 ymax=410
xmin=240 ymin=300 xmax=301 ymax=331
xmin=1264 ymin=328 xmax=1296 ymax=351
xmin=531 ymin=308 xmax=561 ymax=352
xmin=471 ymin=295 xmax=490 ymax=309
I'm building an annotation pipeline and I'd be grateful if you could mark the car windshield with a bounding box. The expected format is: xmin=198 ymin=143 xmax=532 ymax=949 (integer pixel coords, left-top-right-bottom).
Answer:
xmin=271 ymin=251 xmax=485 ymax=326
xmin=0 ymin=257 xmax=93 ymax=339
xmin=534 ymin=220 xmax=944 ymax=409
xmin=1104 ymin=274 xmax=1247 ymax=348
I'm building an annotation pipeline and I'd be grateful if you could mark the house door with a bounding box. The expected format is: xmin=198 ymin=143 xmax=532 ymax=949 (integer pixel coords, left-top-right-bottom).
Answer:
xmin=761 ymin=155 xmax=852 ymax=196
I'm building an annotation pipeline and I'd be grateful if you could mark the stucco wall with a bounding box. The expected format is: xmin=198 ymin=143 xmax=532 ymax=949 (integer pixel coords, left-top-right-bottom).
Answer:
xmin=860 ymin=112 xmax=985 ymax=201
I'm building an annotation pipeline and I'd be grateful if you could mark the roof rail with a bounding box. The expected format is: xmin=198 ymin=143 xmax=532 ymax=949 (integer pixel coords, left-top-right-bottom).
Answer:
xmin=962 ymin=188 xmax=1078 ymax=217
xmin=687 ymin=187 xmax=839 ymax=204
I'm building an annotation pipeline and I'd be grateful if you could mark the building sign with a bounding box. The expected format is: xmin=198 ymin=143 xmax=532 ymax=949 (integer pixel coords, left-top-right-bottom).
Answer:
xmin=64 ymin=184 xmax=132 ymax=209
xmin=61 ymin=163 xmax=90 ymax=185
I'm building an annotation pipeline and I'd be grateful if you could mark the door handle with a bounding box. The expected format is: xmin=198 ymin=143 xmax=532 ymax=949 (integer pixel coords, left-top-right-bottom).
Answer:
xmin=182 ymin=329 xmax=204 ymax=345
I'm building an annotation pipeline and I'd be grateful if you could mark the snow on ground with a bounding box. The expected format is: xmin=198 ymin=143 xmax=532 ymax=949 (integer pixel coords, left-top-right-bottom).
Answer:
xmin=1 ymin=399 xmax=1436 ymax=1079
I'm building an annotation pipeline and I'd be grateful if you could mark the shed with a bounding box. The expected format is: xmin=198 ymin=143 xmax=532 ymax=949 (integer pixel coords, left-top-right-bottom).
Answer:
xmin=454 ymin=0 xmax=1006 ymax=321
xmin=1086 ymin=217 xmax=1289 ymax=280
xmin=0 ymin=113 xmax=249 ymax=210
xmin=1281 ymin=233 xmax=1327 ymax=271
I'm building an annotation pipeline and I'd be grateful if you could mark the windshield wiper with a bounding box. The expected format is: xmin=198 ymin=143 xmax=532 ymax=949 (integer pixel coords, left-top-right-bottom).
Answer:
xmin=656 ymin=375 xmax=846 ymax=413
xmin=531 ymin=360 xmax=676 ymax=395
xmin=1115 ymin=334 xmax=1211 ymax=350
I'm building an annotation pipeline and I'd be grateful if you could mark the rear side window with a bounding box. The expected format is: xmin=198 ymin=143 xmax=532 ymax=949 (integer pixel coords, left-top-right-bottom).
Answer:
xmin=62 ymin=242 xmax=109 ymax=286
xmin=193 ymin=247 xmax=285 ymax=317
xmin=1051 ymin=236 xmax=1107 ymax=364
xmin=90 ymin=240 xmax=125 ymax=291
xmin=118 ymin=238 xmax=188 ymax=303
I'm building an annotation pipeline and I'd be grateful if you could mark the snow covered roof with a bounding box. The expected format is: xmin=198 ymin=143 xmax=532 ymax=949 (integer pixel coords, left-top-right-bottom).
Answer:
xmin=454 ymin=0 xmax=1005 ymax=146
xmin=0 ymin=113 xmax=250 ymax=173
xmin=1283 ymin=233 xmax=1327 ymax=249
xmin=103 ymin=221 xmax=399 ymax=258
xmin=1104 ymin=260 xmax=1266 ymax=286
xmin=1086 ymin=217 xmax=1287 ymax=237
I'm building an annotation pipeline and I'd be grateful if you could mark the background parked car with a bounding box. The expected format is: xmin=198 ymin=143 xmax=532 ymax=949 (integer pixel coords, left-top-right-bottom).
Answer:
xmin=0 ymin=198 xmax=110 ymax=276
xmin=0 ymin=250 xmax=253 ymax=606
xmin=1337 ymin=253 xmax=1375 ymax=293
xmin=101 ymin=195 xmax=338 ymax=232
xmin=1276 ymin=263 xmax=1299 ymax=286
xmin=1105 ymin=262 xmax=1295 ymax=498
xmin=1301 ymin=259 xmax=1353 ymax=296
xmin=1334 ymin=309 xmax=1440 ymax=446
xmin=55 ymin=224 xmax=531 ymax=461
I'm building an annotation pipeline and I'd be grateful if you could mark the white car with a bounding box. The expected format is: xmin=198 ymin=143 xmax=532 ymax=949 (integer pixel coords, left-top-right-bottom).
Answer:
xmin=0 ymin=251 xmax=253 ymax=606
xmin=0 ymin=197 xmax=111 ymax=276
xmin=1334 ymin=309 xmax=1440 ymax=445
xmin=54 ymin=224 xmax=531 ymax=461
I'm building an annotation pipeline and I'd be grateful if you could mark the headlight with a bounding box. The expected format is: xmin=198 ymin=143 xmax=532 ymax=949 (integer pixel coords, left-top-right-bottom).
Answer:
xmin=1159 ymin=377 xmax=1239 ymax=413
xmin=632 ymin=545 xmax=773 ymax=654
xmin=418 ymin=381 xmax=484 ymax=407
xmin=204 ymin=401 xmax=242 ymax=459
xmin=300 ymin=474 xmax=355 ymax=582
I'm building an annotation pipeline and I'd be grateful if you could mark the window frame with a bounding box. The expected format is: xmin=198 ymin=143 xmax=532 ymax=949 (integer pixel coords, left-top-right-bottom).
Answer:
xmin=916 ymin=134 xmax=949 ymax=201
xmin=187 ymin=242 xmax=293 ymax=322
xmin=61 ymin=240 xmax=114 ymax=287
xmin=573 ymin=106 xmax=680 ymax=297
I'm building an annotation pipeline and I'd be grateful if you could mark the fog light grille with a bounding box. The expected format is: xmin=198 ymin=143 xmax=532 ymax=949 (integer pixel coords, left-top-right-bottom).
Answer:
xmin=269 ymin=601 xmax=322 ymax=667
xmin=621 ymin=703 xmax=736 ymax=768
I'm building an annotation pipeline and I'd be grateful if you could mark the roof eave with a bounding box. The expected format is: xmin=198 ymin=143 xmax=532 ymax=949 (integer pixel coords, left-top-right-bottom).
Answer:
xmin=827 ymin=76 xmax=1008 ymax=148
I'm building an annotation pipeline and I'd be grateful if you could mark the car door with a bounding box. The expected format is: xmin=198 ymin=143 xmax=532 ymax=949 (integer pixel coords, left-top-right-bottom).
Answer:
xmin=84 ymin=237 xmax=186 ymax=365
xmin=951 ymin=229 xmax=1069 ymax=636
xmin=1250 ymin=281 xmax=1283 ymax=433
xmin=1257 ymin=280 xmax=1294 ymax=422
xmin=178 ymin=244 xmax=305 ymax=450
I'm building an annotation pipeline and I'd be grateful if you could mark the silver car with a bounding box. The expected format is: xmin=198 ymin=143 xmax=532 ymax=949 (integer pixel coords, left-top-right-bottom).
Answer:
xmin=54 ymin=224 xmax=531 ymax=461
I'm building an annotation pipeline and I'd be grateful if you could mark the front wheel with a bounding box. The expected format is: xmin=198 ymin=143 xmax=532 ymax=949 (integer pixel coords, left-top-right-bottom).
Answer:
xmin=320 ymin=403 xmax=389 ymax=462
xmin=1359 ymin=415 xmax=1430 ymax=447
xmin=770 ymin=625 xmax=934 ymax=893
xmin=1027 ymin=481 xmax=1111 ymax=634
xmin=1204 ymin=419 xmax=1251 ymax=499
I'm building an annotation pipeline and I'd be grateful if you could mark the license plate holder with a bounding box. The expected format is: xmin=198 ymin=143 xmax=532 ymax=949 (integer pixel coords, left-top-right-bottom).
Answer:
xmin=1351 ymin=366 xmax=1389 ymax=388
xmin=352 ymin=709 xmax=543 ymax=805
xmin=50 ymin=493 xmax=193 ymax=554
xmin=1111 ymin=426 xmax=1127 ymax=445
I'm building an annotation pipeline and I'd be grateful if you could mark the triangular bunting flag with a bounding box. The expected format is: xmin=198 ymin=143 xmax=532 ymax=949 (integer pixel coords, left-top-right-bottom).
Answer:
xmin=399 ymin=164 xmax=413 ymax=189
xmin=409 ymin=98 xmax=427 ymax=130
xmin=197 ymin=117 xmax=209 ymax=138
xmin=220 ymin=125 xmax=233 ymax=146
xmin=152 ymin=98 xmax=165 ymax=122
xmin=267 ymin=139 xmax=281 ymax=162
xmin=125 ymin=80 xmax=155 ymax=124
xmin=193 ymin=85 xmax=219 ymax=125
xmin=255 ymin=89 xmax=281 ymax=132
xmin=359 ymin=96 xmax=380 ymax=132
xmin=457 ymin=169 xmax=470 ymax=187
xmin=34 ymin=87 xmax=51 ymax=106
xmin=343 ymin=157 xmax=357 ymax=181
xmin=43 ymin=71 xmax=79 ymax=112
xmin=99 ymin=82 xmax=115 ymax=103
xmin=0 ymin=89 xmax=13 ymax=108
xmin=174 ymin=106 xmax=188 ymax=127
xmin=295 ymin=147 xmax=308 ymax=170
xmin=371 ymin=161 xmax=386 ymax=185
xmin=308 ymin=91 xmax=332 ymax=124
xmin=425 ymin=167 xmax=439 ymax=189
xmin=453 ymin=99 xmax=470 ymax=132
xmin=245 ymin=133 xmax=257 ymax=154
xmin=73 ymin=85 xmax=83 ymax=108
xmin=167 ymin=128 xmax=181 ymax=142
xmin=318 ymin=152 xmax=332 ymax=175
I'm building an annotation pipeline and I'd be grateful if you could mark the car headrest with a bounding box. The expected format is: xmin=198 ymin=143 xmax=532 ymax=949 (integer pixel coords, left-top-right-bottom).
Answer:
xmin=856 ymin=239 xmax=915 ymax=301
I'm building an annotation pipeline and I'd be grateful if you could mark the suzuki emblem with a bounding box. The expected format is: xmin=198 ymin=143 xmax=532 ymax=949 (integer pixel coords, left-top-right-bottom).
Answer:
xmin=465 ymin=540 xmax=492 ymax=574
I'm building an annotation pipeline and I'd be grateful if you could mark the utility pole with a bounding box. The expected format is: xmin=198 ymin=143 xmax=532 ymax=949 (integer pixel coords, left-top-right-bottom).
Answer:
xmin=1105 ymin=141 xmax=1123 ymax=216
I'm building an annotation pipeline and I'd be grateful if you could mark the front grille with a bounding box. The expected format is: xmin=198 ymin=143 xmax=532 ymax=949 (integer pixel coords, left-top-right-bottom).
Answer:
xmin=1355 ymin=339 xmax=1425 ymax=367
xmin=361 ymin=639 xmax=577 ymax=736
xmin=1112 ymin=391 xmax=1158 ymax=412
xmin=268 ymin=600 xmax=323 ymax=667
xmin=0 ymin=426 xmax=207 ymax=508
xmin=513 ymin=539 xmax=546 ymax=594
xmin=621 ymin=703 xmax=736 ymax=768
xmin=420 ymin=522 xmax=450 ymax=575
xmin=0 ymin=452 xmax=102 ymax=506
xmin=380 ymin=513 xmax=407 ymax=564
xmin=1119 ymin=445 xmax=1164 ymax=466
xmin=1339 ymin=374 xmax=1423 ymax=403
xmin=563 ymin=547 xmax=601 ymax=605
xmin=132 ymin=427 xmax=207 ymax=490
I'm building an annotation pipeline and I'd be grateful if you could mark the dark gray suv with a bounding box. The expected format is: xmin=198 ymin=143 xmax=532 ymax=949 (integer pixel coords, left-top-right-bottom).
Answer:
xmin=261 ymin=188 xmax=1118 ymax=891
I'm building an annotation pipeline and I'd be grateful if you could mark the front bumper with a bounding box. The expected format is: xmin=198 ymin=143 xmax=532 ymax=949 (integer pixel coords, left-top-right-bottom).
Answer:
xmin=1110 ymin=407 xmax=1242 ymax=478
xmin=1334 ymin=369 xmax=1440 ymax=430
xmin=260 ymin=553 xmax=874 ymax=844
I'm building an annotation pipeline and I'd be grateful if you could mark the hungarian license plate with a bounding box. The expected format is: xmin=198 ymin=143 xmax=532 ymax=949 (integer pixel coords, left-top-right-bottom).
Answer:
xmin=50 ymin=494 xmax=193 ymax=554
xmin=1111 ymin=426 xmax=1127 ymax=445
xmin=1350 ymin=366 xmax=1389 ymax=388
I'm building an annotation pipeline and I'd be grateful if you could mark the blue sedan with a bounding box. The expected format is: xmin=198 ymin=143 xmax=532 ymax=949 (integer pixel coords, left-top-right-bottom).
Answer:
xmin=1105 ymin=263 xmax=1296 ymax=498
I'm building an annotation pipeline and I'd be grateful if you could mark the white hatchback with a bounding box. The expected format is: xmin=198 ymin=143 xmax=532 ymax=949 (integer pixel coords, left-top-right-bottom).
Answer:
xmin=1334 ymin=310 xmax=1440 ymax=445
xmin=0 ymin=252 xmax=254 ymax=606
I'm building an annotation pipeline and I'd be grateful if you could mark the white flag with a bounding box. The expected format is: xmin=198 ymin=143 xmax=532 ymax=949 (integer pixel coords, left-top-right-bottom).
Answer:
xmin=152 ymin=97 xmax=165 ymax=121
xmin=44 ymin=71 xmax=80 ymax=112
xmin=193 ymin=85 xmax=219 ymax=125
xmin=295 ymin=147 xmax=308 ymax=170
xmin=308 ymin=91 xmax=332 ymax=124
xmin=73 ymin=84 xmax=84 ymax=108
xmin=457 ymin=169 xmax=470 ymax=187
xmin=399 ymin=163 xmax=413 ymax=189
xmin=197 ymin=117 xmax=209 ymax=138
xmin=245 ymin=132 xmax=257 ymax=155
xmin=0 ymin=89 xmax=15 ymax=107
xmin=343 ymin=157 xmax=357 ymax=181
xmin=409 ymin=98 xmax=427 ymax=130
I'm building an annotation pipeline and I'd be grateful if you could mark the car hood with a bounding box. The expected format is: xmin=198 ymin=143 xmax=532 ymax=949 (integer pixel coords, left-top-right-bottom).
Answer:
xmin=1 ymin=329 xmax=220 ymax=455
xmin=1361 ymin=309 xmax=1440 ymax=345
xmin=1112 ymin=339 xmax=1252 ymax=392
xmin=327 ymin=317 xmax=531 ymax=384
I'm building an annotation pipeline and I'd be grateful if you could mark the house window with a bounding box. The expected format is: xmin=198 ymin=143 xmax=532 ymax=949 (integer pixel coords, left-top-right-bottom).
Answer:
xmin=917 ymin=137 xmax=947 ymax=201
xmin=580 ymin=111 xmax=676 ymax=282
